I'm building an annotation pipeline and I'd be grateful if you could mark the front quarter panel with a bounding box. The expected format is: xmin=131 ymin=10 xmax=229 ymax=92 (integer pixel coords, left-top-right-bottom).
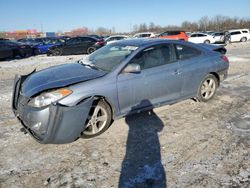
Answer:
xmin=60 ymin=75 xmax=119 ymax=118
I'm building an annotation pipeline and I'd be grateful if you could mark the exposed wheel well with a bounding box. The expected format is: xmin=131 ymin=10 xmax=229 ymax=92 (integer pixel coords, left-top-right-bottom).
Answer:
xmin=92 ymin=96 xmax=115 ymax=120
xmin=209 ymin=72 xmax=220 ymax=86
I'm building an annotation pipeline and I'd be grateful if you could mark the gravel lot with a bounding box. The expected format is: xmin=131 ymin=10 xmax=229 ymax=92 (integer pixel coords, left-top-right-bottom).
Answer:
xmin=0 ymin=42 xmax=250 ymax=188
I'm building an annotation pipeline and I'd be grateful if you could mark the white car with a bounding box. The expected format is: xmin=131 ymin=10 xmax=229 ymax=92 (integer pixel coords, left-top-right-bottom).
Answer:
xmin=229 ymin=29 xmax=250 ymax=42
xmin=105 ymin=35 xmax=129 ymax=45
xmin=212 ymin=32 xmax=225 ymax=43
xmin=133 ymin=32 xmax=155 ymax=38
xmin=188 ymin=33 xmax=216 ymax=44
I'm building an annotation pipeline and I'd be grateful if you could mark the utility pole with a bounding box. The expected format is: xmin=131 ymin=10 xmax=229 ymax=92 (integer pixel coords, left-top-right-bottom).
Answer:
xmin=40 ymin=22 xmax=43 ymax=32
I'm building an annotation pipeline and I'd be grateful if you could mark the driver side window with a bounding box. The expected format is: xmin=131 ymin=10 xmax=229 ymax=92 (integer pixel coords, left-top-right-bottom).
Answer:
xmin=67 ymin=38 xmax=80 ymax=45
xmin=129 ymin=44 xmax=176 ymax=70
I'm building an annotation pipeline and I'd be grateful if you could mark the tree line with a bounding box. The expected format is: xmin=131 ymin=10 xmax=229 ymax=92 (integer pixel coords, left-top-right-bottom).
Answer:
xmin=89 ymin=15 xmax=250 ymax=35
xmin=132 ymin=15 xmax=250 ymax=34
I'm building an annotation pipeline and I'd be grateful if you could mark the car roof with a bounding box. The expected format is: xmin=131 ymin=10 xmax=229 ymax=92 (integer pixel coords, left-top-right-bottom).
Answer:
xmin=191 ymin=32 xmax=207 ymax=35
xmin=108 ymin=35 xmax=128 ymax=37
xmin=112 ymin=38 xmax=182 ymax=47
xmin=134 ymin=32 xmax=154 ymax=35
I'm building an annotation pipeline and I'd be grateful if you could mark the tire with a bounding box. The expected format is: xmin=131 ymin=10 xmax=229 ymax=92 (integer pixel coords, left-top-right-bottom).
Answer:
xmin=204 ymin=40 xmax=210 ymax=44
xmin=197 ymin=74 xmax=218 ymax=102
xmin=52 ymin=49 xmax=62 ymax=56
xmin=81 ymin=100 xmax=112 ymax=138
xmin=87 ymin=47 xmax=96 ymax=54
xmin=240 ymin=37 xmax=247 ymax=42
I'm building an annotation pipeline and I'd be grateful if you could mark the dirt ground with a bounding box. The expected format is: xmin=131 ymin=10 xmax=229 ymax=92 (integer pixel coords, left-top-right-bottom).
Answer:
xmin=0 ymin=42 xmax=249 ymax=188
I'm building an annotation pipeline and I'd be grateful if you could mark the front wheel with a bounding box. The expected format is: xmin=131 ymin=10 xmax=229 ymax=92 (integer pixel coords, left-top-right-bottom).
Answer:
xmin=197 ymin=74 xmax=218 ymax=102
xmin=204 ymin=40 xmax=210 ymax=44
xmin=81 ymin=100 xmax=112 ymax=138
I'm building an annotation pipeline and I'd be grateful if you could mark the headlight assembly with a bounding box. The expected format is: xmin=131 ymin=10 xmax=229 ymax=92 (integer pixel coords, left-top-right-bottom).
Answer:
xmin=28 ymin=88 xmax=72 ymax=108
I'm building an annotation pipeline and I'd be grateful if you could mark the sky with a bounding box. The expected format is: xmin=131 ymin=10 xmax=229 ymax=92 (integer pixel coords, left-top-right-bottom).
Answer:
xmin=0 ymin=0 xmax=250 ymax=32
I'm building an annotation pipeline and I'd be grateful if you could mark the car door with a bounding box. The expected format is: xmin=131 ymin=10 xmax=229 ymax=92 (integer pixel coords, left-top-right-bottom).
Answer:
xmin=79 ymin=37 xmax=94 ymax=53
xmin=174 ymin=43 xmax=205 ymax=98
xmin=62 ymin=37 xmax=82 ymax=54
xmin=197 ymin=34 xmax=207 ymax=43
xmin=230 ymin=31 xmax=241 ymax=42
xmin=214 ymin=33 xmax=220 ymax=42
xmin=189 ymin=34 xmax=198 ymax=43
xmin=117 ymin=44 xmax=182 ymax=114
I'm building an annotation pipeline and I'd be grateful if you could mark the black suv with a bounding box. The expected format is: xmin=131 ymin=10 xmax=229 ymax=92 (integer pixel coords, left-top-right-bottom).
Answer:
xmin=47 ymin=36 xmax=105 ymax=56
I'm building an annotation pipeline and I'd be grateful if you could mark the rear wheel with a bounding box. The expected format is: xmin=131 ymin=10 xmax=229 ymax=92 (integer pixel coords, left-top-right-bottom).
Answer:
xmin=81 ymin=100 xmax=112 ymax=138
xmin=240 ymin=37 xmax=247 ymax=42
xmin=87 ymin=47 xmax=96 ymax=54
xmin=52 ymin=49 xmax=62 ymax=56
xmin=197 ymin=74 xmax=218 ymax=102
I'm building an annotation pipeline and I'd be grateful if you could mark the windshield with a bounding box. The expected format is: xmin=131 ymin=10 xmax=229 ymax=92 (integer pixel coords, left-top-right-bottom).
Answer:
xmin=80 ymin=44 xmax=138 ymax=72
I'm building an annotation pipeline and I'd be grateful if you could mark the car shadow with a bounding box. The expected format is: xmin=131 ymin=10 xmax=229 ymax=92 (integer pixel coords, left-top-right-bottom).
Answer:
xmin=119 ymin=100 xmax=167 ymax=188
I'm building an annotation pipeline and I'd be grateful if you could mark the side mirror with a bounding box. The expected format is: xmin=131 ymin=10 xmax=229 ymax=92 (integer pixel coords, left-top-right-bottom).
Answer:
xmin=123 ymin=64 xmax=141 ymax=74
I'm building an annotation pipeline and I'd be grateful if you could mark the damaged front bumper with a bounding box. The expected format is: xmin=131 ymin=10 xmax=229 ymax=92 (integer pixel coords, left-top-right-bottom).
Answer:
xmin=12 ymin=73 xmax=93 ymax=144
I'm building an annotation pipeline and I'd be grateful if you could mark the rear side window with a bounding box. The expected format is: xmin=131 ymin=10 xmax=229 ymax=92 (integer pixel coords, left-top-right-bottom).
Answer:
xmin=230 ymin=31 xmax=241 ymax=35
xmin=197 ymin=34 xmax=206 ymax=37
xmin=214 ymin=33 xmax=223 ymax=36
xmin=161 ymin=31 xmax=181 ymax=36
xmin=175 ymin=44 xmax=201 ymax=60
xmin=141 ymin=34 xmax=151 ymax=37
xmin=242 ymin=31 xmax=248 ymax=33
xmin=190 ymin=34 xmax=198 ymax=37
xmin=85 ymin=37 xmax=97 ymax=42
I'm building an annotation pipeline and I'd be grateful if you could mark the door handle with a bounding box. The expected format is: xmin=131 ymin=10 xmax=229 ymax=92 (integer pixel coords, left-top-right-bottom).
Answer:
xmin=173 ymin=70 xmax=181 ymax=75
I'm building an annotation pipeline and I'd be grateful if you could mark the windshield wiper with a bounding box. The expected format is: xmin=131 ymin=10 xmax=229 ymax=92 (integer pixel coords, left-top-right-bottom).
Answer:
xmin=77 ymin=60 xmax=104 ymax=71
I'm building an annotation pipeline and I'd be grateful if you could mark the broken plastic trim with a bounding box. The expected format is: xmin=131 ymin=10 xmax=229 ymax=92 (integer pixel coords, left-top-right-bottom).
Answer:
xmin=18 ymin=97 xmax=94 ymax=144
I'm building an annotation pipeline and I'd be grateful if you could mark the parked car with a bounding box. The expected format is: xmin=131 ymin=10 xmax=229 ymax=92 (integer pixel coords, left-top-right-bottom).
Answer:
xmin=0 ymin=43 xmax=14 ymax=60
xmin=47 ymin=36 xmax=105 ymax=56
xmin=157 ymin=31 xmax=188 ymax=41
xmin=212 ymin=32 xmax=225 ymax=43
xmin=229 ymin=29 xmax=250 ymax=42
xmin=0 ymin=40 xmax=33 ymax=58
xmin=133 ymin=32 xmax=155 ymax=38
xmin=18 ymin=37 xmax=67 ymax=54
xmin=105 ymin=35 xmax=129 ymax=44
xmin=12 ymin=39 xmax=229 ymax=144
xmin=188 ymin=33 xmax=216 ymax=44
xmin=211 ymin=31 xmax=231 ymax=44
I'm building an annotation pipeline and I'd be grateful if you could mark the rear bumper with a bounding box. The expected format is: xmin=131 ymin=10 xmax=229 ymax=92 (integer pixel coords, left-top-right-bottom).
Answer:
xmin=218 ymin=69 xmax=228 ymax=82
xmin=12 ymin=74 xmax=93 ymax=144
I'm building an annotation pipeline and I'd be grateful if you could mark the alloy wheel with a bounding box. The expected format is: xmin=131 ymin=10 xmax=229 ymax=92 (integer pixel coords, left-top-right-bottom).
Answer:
xmin=200 ymin=78 xmax=216 ymax=100
xmin=84 ymin=105 xmax=108 ymax=135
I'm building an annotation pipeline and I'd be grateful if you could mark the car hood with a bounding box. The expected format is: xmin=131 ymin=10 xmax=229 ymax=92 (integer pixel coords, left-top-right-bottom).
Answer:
xmin=22 ymin=63 xmax=106 ymax=97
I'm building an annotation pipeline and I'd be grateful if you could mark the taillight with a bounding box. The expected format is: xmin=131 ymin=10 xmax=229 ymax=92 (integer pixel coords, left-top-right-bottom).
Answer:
xmin=96 ymin=41 xmax=104 ymax=45
xmin=221 ymin=55 xmax=229 ymax=63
